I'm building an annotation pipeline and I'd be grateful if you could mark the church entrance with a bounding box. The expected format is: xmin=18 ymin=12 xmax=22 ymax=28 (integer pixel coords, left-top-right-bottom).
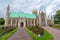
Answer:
xmin=20 ymin=22 xmax=24 ymax=27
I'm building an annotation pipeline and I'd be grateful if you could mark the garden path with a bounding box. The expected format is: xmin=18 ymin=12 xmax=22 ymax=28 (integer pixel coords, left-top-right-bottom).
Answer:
xmin=7 ymin=27 xmax=33 ymax=40
xmin=43 ymin=26 xmax=60 ymax=40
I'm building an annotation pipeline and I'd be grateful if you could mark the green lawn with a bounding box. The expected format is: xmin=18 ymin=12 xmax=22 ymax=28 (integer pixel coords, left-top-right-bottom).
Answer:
xmin=51 ymin=24 xmax=60 ymax=29
xmin=25 ymin=27 xmax=52 ymax=40
xmin=52 ymin=26 xmax=60 ymax=29
xmin=0 ymin=28 xmax=18 ymax=40
xmin=0 ymin=25 xmax=4 ymax=35
xmin=0 ymin=25 xmax=4 ymax=28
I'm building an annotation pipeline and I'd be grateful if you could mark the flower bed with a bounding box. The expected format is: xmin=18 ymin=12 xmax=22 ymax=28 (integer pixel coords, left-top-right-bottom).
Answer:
xmin=0 ymin=25 xmax=17 ymax=37
xmin=0 ymin=27 xmax=18 ymax=40
xmin=27 ymin=26 xmax=44 ymax=36
xmin=26 ymin=27 xmax=53 ymax=40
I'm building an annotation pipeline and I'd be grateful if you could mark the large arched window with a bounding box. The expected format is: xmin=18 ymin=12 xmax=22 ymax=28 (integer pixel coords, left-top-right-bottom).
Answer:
xmin=12 ymin=19 xmax=15 ymax=24
xmin=8 ymin=19 xmax=11 ymax=24
xmin=32 ymin=20 xmax=34 ymax=25
xmin=26 ymin=20 xmax=27 ymax=26
xmin=27 ymin=20 xmax=30 ymax=26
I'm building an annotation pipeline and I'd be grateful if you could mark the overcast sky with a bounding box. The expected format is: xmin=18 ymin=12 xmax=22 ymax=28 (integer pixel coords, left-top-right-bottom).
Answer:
xmin=0 ymin=0 xmax=60 ymax=18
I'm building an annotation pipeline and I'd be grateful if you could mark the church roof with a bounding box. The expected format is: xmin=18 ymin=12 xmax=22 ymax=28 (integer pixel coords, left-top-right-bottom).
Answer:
xmin=9 ymin=12 xmax=37 ymax=18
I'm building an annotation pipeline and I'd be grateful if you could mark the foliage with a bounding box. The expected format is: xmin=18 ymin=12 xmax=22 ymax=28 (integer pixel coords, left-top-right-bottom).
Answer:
xmin=0 ymin=18 xmax=5 ymax=25
xmin=54 ymin=10 xmax=60 ymax=24
xmin=0 ymin=27 xmax=18 ymax=40
xmin=0 ymin=25 xmax=17 ymax=37
xmin=52 ymin=24 xmax=60 ymax=29
xmin=27 ymin=26 xmax=44 ymax=36
xmin=26 ymin=27 xmax=53 ymax=40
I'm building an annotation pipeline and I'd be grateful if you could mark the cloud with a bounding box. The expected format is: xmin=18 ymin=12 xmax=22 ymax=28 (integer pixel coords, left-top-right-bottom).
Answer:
xmin=46 ymin=0 xmax=60 ymax=16
xmin=0 ymin=0 xmax=60 ymax=18
xmin=10 ymin=0 xmax=41 ymax=13
xmin=0 ymin=0 xmax=14 ymax=18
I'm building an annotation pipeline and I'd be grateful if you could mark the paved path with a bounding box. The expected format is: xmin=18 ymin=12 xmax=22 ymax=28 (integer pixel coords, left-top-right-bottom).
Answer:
xmin=7 ymin=28 xmax=33 ymax=40
xmin=43 ymin=27 xmax=60 ymax=40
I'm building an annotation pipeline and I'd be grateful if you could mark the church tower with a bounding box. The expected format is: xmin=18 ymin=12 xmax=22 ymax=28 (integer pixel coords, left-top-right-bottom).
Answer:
xmin=32 ymin=9 xmax=39 ymax=16
xmin=32 ymin=9 xmax=41 ymax=26
xmin=5 ymin=5 xmax=9 ymax=26
xmin=43 ymin=10 xmax=47 ymax=26
xmin=40 ymin=10 xmax=47 ymax=26
xmin=6 ymin=5 xmax=9 ymax=17
xmin=38 ymin=11 xmax=41 ymax=26
xmin=51 ymin=16 xmax=54 ymax=25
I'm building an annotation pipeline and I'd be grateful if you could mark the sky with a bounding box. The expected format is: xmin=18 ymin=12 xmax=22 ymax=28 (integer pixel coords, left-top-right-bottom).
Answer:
xmin=0 ymin=0 xmax=60 ymax=18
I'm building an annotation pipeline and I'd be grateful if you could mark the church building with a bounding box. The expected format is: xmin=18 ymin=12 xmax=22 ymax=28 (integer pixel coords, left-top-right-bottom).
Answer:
xmin=5 ymin=5 xmax=47 ymax=28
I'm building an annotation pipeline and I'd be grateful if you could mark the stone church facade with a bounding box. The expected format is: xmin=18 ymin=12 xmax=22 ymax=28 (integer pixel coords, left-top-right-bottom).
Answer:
xmin=5 ymin=5 xmax=47 ymax=28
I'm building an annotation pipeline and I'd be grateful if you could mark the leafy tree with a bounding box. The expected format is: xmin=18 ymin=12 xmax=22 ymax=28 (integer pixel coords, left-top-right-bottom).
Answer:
xmin=54 ymin=10 xmax=60 ymax=24
xmin=0 ymin=18 xmax=5 ymax=25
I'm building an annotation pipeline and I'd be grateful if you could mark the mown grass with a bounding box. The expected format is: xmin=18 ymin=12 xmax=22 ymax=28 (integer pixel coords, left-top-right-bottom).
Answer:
xmin=0 ymin=25 xmax=4 ymax=28
xmin=51 ymin=24 xmax=60 ymax=29
xmin=25 ymin=27 xmax=52 ymax=40
xmin=0 ymin=25 xmax=4 ymax=35
xmin=52 ymin=26 xmax=60 ymax=29
xmin=0 ymin=28 xmax=18 ymax=40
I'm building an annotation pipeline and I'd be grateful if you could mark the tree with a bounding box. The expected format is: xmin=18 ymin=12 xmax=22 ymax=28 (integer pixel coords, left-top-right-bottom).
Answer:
xmin=0 ymin=18 xmax=5 ymax=25
xmin=54 ymin=10 xmax=60 ymax=24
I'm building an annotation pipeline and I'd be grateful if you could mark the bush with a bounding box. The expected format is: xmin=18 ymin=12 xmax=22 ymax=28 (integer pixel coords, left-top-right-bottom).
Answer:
xmin=0 ymin=18 xmax=5 ymax=25
xmin=0 ymin=26 xmax=17 ymax=37
xmin=26 ymin=28 xmax=53 ymax=40
xmin=27 ymin=26 xmax=44 ymax=36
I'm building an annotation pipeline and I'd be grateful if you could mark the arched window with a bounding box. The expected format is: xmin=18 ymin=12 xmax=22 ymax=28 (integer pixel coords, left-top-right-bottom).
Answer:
xmin=32 ymin=20 xmax=34 ymax=25
xmin=27 ymin=20 xmax=30 ymax=26
xmin=26 ymin=20 xmax=27 ymax=26
xmin=8 ymin=19 xmax=11 ymax=24
xmin=12 ymin=19 xmax=15 ymax=24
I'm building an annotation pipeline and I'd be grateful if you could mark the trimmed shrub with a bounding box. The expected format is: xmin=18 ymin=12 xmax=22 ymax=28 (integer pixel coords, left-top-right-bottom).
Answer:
xmin=51 ymin=24 xmax=60 ymax=29
xmin=0 ymin=25 xmax=17 ymax=37
xmin=0 ymin=18 xmax=5 ymax=25
xmin=27 ymin=26 xmax=44 ymax=36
